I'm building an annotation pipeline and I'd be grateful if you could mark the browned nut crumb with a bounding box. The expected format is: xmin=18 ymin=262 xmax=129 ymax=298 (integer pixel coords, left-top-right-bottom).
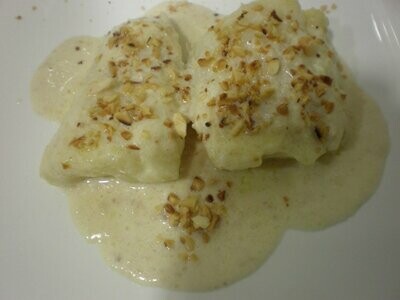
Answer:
xmin=322 ymin=100 xmax=335 ymax=113
xmin=270 ymin=10 xmax=283 ymax=22
xmin=127 ymin=144 xmax=140 ymax=150
xmin=192 ymin=215 xmax=210 ymax=229
xmin=205 ymin=194 xmax=214 ymax=203
xmin=277 ymin=103 xmax=289 ymax=116
xmin=163 ymin=119 xmax=173 ymax=128
xmin=172 ymin=113 xmax=187 ymax=138
xmin=167 ymin=193 xmax=180 ymax=205
xmin=163 ymin=239 xmax=175 ymax=249
xmin=115 ymin=111 xmax=133 ymax=126
xmin=108 ymin=61 xmax=118 ymax=78
xmin=120 ymin=131 xmax=132 ymax=140
xmin=267 ymin=58 xmax=281 ymax=75
xmin=61 ymin=162 xmax=70 ymax=170
xmin=191 ymin=176 xmax=205 ymax=191
xmin=217 ymin=190 xmax=226 ymax=201
xmin=164 ymin=203 xmax=176 ymax=214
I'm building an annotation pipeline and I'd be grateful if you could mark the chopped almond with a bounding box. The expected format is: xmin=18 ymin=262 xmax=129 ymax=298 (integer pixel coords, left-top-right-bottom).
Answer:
xmin=115 ymin=111 xmax=133 ymax=126
xmin=191 ymin=176 xmax=205 ymax=191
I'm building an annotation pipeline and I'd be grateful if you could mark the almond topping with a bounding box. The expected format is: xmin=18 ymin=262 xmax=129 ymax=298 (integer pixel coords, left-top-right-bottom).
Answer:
xmin=115 ymin=111 xmax=133 ymax=126
xmin=197 ymin=57 xmax=213 ymax=67
xmin=322 ymin=101 xmax=335 ymax=113
xmin=167 ymin=193 xmax=181 ymax=205
xmin=267 ymin=58 xmax=281 ymax=75
xmin=172 ymin=113 xmax=187 ymax=138
xmin=191 ymin=176 xmax=205 ymax=191
xmin=164 ymin=203 xmax=176 ymax=214
xmin=180 ymin=196 xmax=198 ymax=210
xmin=108 ymin=61 xmax=118 ymax=78
xmin=270 ymin=10 xmax=283 ymax=22
xmin=163 ymin=239 xmax=175 ymax=249
xmin=277 ymin=103 xmax=289 ymax=116
xmin=127 ymin=144 xmax=140 ymax=150
xmin=120 ymin=131 xmax=132 ymax=141
xmin=192 ymin=215 xmax=211 ymax=229
xmin=61 ymin=162 xmax=70 ymax=170
xmin=217 ymin=190 xmax=226 ymax=201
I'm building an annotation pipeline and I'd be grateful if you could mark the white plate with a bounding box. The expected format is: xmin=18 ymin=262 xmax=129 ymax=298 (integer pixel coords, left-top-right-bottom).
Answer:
xmin=1 ymin=0 xmax=399 ymax=299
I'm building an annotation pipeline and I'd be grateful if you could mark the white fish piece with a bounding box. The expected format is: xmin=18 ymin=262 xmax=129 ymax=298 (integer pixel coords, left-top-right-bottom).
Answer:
xmin=188 ymin=0 xmax=347 ymax=170
xmin=41 ymin=15 xmax=186 ymax=185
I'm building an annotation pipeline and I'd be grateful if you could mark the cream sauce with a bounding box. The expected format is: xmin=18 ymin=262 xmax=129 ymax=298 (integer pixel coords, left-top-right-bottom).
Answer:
xmin=31 ymin=37 xmax=100 ymax=121
xmin=31 ymin=2 xmax=389 ymax=292
xmin=66 ymin=81 xmax=388 ymax=290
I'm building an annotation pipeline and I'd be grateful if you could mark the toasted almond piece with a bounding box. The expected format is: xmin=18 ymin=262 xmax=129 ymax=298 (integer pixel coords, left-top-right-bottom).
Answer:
xmin=192 ymin=215 xmax=210 ymax=229
xmin=164 ymin=203 xmax=176 ymax=214
xmin=180 ymin=196 xmax=198 ymax=211
xmin=102 ymin=123 xmax=115 ymax=142
xmin=205 ymin=194 xmax=214 ymax=203
xmin=127 ymin=144 xmax=140 ymax=150
xmin=207 ymin=213 xmax=220 ymax=231
xmin=140 ymin=105 xmax=153 ymax=118
xmin=163 ymin=119 xmax=173 ymax=128
xmin=163 ymin=239 xmax=175 ymax=249
xmin=270 ymin=10 xmax=283 ymax=22
xmin=190 ymin=176 xmax=205 ymax=191
xmin=207 ymin=98 xmax=216 ymax=107
xmin=61 ymin=162 xmax=70 ymax=170
xmin=167 ymin=193 xmax=180 ymax=205
xmin=120 ymin=130 xmax=132 ymax=141
xmin=178 ymin=206 xmax=190 ymax=216
xmin=267 ymin=58 xmax=281 ymax=75
xmin=277 ymin=103 xmax=289 ymax=116
xmin=217 ymin=190 xmax=226 ymax=201
xmin=168 ymin=213 xmax=180 ymax=227
xmin=213 ymin=59 xmax=227 ymax=72
xmin=115 ymin=111 xmax=133 ymax=126
xmin=197 ymin=57 xmax=213 ymax=67
xmin=262 ymin=87 xmax=276 ymax=99
xmin=219 ymin=81 xmax=229 ymax=91
xmin=172 ymin=113 xmax=187 ymax=138
xmin=322 ymin=101 xmax=335 ymax=113
xmin=108 ymin=61 xmax=118 ymax=78
xmin=291 ymin=20 xmax=299 ymax=31
xmin=315 ymin=83 xmax=328 ymax=97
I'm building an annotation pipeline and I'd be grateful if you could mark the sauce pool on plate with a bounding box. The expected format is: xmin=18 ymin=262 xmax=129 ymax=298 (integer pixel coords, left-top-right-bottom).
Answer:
xmin=31 ymin=0 xmax=389 ymax=291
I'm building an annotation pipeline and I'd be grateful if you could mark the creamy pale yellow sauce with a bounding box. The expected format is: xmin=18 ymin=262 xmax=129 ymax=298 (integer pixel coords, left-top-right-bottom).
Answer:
xmin=31 ymin=2 xmax=389 ymax=292
xmin=31 ymin=37 xmax=100 ymax=121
